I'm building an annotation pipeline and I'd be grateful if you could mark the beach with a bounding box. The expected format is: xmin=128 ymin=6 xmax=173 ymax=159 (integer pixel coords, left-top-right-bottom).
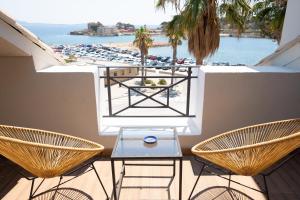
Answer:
xmin=104 ymin=41 xmax=170 ymax=51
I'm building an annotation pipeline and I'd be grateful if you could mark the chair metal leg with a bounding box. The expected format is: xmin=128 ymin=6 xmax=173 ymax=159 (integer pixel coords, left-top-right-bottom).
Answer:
xmin=188 ymin=163 xmax=205 ymax=200
xmin=92 ymin=163 xmax=109 ymax=200
xmin=173 ymin=160 xmax=176 ymax=177
xmin=122 ymin=160 xmax=126 ymax=176
xmin=228 ymin=171 xmax=232 ymax=188
xmin=52 ymin=176 xmax=63 ymax=200
xmin=29 ymin=178 xmax=35 ymax=200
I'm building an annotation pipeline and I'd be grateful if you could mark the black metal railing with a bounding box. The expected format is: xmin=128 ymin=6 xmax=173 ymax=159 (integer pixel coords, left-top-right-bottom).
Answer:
xmin=99 ymin=66 xmax=197 ymax=117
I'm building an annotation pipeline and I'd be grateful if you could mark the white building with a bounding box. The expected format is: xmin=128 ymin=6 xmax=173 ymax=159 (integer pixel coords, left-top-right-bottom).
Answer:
xmin=97 ymin=26 xmax=118 ymax=36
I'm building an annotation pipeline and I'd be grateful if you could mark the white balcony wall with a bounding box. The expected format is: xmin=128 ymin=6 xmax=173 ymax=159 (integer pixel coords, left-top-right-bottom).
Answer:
xmin=0 ymin=57 xmax=103 ymax=143
xmin=1 ymin=58 xmax=300 ymax=152
xmin=195 ymin=66 xmax=300 ymax=141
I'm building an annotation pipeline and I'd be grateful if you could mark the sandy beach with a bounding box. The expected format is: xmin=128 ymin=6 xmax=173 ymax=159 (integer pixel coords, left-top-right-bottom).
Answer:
xmin=104 ymin=41 xmax=170 ymax=51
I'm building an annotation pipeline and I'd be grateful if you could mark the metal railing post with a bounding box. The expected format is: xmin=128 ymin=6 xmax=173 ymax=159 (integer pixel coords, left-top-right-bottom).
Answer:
xmin=167 ymin=88 xmax=170 ymax=106
xmin=128 ymin=88 xmax=131 ymax=107
xmin=186 ymin=67 xmax=192 ymax=116
xmin=106 ymin=67 xmax=113 ymax=116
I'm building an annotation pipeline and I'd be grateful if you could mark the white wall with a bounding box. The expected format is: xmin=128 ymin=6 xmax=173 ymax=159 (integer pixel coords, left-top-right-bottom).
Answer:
xmin=280 ymin=0 xmax=300 ymax=47
xmin=0 ymin=57 xmax=101 ymax=142
xmin=197 ymin=66 xmax=300 ymax=141
xmin=1 ymin=57 xmax=299 ymax=154
xmin=260 ymin=42 xmax=300 ymax=70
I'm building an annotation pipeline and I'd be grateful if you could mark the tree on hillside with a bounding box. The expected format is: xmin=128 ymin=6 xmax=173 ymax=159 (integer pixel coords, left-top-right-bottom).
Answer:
xmin=133 ymin=26 xmax=153 ymax=85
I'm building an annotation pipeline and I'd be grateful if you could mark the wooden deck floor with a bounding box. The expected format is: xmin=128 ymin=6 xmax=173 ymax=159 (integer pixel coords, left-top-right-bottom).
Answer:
xmin=0 ymin=155 xmax=300 ymax=200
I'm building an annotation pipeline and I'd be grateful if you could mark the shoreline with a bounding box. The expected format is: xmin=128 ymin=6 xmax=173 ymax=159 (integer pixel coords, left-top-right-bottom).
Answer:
xmin=103 ymin=33 xmax=266 ymax=52
xmin=69 ymin=32 xmax=264 ymax=39
xmin=72 ymin=33 xmax=266 ymax=51
xmin=104 ymin=41 xmax=170 ymax=51
xmin=54 ymin=43 xmax=246 ymax=67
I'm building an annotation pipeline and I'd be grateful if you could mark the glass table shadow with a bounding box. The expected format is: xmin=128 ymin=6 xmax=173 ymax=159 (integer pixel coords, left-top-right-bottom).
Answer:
xmin=190 ymin=186 xmax=255 ymax=200
xmin=33 ymin=187 xmax=93 ymax=200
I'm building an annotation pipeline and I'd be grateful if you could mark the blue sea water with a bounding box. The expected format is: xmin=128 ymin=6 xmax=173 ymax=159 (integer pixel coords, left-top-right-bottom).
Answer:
xmin=22 ymin=23 xmax=278 ymax=65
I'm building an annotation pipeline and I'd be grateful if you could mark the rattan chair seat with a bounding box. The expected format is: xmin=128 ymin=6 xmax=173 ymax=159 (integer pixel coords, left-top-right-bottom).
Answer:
xmin=0 ymin=125 xmax=104 ymax=178
xmin=192 ymin=119 xmax=300 ymax=176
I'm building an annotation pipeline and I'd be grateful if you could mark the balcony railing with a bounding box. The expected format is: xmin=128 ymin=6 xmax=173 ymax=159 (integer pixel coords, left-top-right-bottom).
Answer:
xmin=99 ymin=66 xmax=198 ymax=118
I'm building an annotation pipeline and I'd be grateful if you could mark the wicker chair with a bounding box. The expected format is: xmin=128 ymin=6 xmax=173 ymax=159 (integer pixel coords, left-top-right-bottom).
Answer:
xmin=0 ymin=125 xmax=109 ymax=199
xmin=189 ymin=118 xmax=300 ymax=200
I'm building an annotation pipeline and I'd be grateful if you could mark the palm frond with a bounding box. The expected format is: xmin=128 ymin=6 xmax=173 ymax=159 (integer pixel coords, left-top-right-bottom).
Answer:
xmin=155 ymin=0 xmax=181 ymax=11
xmin=252 ymin=0 xmax=286 ymax=43
xmin=219 ymin=0 xmax=252 ymax=36
xmin=180 ymin=0 xmax=220 ymax=64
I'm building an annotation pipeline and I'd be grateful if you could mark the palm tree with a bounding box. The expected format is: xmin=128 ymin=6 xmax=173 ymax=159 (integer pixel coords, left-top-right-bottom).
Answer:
xmin=156 ymin=0 xmax=251 ymax=65
xmin=157 ymin=0 xmax=220 ymax=65
xmin=133 ymin=26 xmax=153 ymax=85
xmin=252 ymin=0 xmax=287 ymax=43
xmin=220 ymin=0 xmax=286 ymax=43
xmin=182 ymin=0 xmax=220 ymax=65
xmin=164 ymin=15 xmax=185 ymax=84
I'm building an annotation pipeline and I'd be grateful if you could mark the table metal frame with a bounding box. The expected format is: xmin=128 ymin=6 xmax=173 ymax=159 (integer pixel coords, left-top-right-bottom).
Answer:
xmin=110 ymin=128 xmax=183 ymax=200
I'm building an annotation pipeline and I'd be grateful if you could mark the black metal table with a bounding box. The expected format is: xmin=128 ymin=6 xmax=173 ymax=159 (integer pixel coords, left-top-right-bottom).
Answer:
xmin=110 ymin=127 xmax=183 ymax=200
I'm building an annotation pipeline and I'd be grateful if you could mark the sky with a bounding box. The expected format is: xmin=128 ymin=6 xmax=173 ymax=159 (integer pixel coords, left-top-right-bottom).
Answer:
xmin=0 ymin=0 xmax=177 ymax=25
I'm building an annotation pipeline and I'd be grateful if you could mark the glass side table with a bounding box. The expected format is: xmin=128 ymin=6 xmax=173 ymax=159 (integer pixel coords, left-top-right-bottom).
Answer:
xmin=111 ymin=127 xmax=183 ymax=200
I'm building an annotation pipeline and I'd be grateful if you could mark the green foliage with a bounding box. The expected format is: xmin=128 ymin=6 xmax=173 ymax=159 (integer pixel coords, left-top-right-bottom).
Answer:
xmin=133 ymin=26 xmax=154 ymax=85
xmin=151 ymin=83 xmax=157 ymax=89
xmin=144 ymin=79 xmax=154 ymax=84
xmin=164 ymin=15 xmax=186 ymax=65
xmin=133 ymin=26 xmax=154 ymax=57
xmin=165 ymin=15 xmax=185 ymax=46
xmin=156 ymin=0 xmax=181 ymax=11
xmin=158 ymin=79 xmax=167 ymax=85
xmin=219 ymin=0 xmax=252 ymax=35
xmin=157 ymin=0 xmax=221 ymax=64
xmin=252 ymin=0 xmax=287 ymax=43
xmin=155 ymin=0 xmax=287 ymax=61
xmin=64 ymin=55 xmax=77 ymax=63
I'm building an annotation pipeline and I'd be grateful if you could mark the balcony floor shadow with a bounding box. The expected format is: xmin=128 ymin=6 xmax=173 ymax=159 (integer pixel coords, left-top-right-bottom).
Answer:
xmin=189 ymin=152 xmax=300 ymax=200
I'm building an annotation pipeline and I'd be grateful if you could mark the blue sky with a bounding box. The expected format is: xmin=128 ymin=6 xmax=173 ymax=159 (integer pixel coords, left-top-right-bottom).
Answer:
xmin=1 ymin=0 xmax=177 ymax=25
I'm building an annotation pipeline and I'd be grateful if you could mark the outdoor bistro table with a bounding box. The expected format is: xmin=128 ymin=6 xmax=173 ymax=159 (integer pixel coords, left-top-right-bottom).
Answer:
xmin=110 ymin=127 xmax=183 ymax=200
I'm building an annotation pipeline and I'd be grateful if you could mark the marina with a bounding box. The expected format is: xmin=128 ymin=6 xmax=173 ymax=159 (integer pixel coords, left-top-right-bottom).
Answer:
xmin=22 ymin=22 xmax=278 ymax=66
xmin=52 ymin=43 xmax=196 ymax=68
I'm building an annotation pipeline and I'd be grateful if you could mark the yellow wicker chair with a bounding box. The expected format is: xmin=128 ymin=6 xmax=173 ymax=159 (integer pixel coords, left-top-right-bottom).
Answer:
xmin=189 ymin=118 xmax=300 ymax=200
xmin=0 ymin=125 xmax=109 ymax=199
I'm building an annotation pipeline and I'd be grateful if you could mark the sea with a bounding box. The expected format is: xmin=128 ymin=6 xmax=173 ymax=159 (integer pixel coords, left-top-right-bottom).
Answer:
xmin=21 ymin=22 xmax=278 ymax=66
